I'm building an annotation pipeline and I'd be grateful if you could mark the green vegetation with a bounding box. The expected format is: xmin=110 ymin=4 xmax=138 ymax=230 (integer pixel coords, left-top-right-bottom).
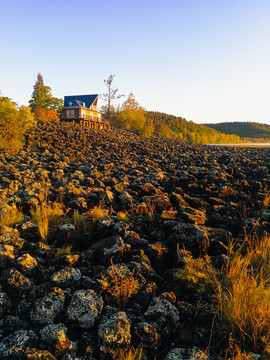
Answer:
xmin=0 ymin=96 xmax=36 ymax=153
xmin=29 ymin=73 xmax=63 ymax=114
xmin=205 ymin=121 xmax=270 ymax=140
xmin=112 ymin=105 xmax=242 ymax=143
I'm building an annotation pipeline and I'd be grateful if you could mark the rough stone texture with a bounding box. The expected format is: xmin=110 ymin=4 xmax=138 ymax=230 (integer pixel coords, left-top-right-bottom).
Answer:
xmin=0 ymin=330 xmax=38 ymax=359
xmin=144 ymin=296 xmax=180 ymax=337
xmin=66 ymin=289 xmax=103 ymax=329
xmin=98 ymin=312 xmax=131 ymax=357
xmin=164 ymin=347 xmax=208 ymax=360
xmin=50 ymin=267 xmax=81 ymax=287
xmin=30 ymin=288 xmax=65 ymax=326
xmin=39 ymin=323 xmax=72 ymax=356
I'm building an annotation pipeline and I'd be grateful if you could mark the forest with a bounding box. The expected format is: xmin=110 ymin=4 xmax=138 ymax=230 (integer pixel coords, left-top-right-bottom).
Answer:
xmin=205 ymin=122 xmax=270 ymax=140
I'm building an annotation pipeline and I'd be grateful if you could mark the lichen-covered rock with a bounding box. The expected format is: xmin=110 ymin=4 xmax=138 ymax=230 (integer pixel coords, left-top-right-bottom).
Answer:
xmin=135 ymin=321 xmax=160 ymax=352
xmin=31 ymin=287 xmax=65 ymax=326
xmin=0 ymin=225 xmax=24 ymax=249
xmin=0 ymin=330 xmax=38 ymax=359
xmin=98 ymin=311 xmax=131 ymax=357
xmin=66 ymin=289 xmax=103 ymax=329
xmin=39 ymin=323 xmax=72 ymax=356
xmin=24 ymin=348 xmax=57 ymax=359
xmin=17 ymin=253 xmax=38 ymax=270
xmin=0 ymin=244 xmax=15 ymax=269
xmin=0 ymin=289 xmax=10 ymax=319
xmin=164 ymin=347 xmax=208 ymax=360
xmin=50 ymin=267 xmax=81 ymax=288
xmin=144 ymin=296 xmax=180 ymax=337
xmin=4 ymin=268 xmax=33 ymax=295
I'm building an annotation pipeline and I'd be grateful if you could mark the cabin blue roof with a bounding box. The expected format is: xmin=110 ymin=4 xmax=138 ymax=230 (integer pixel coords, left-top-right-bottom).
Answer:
xmin=64 ymin=94 xmax=98 ymax=108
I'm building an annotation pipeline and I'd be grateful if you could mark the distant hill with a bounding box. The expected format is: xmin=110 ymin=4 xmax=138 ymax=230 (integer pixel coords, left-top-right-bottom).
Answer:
xmin=144 ymin=111 xmax=241 ymax=144
xmin=204 ymin=122 xmax=270 ymax=139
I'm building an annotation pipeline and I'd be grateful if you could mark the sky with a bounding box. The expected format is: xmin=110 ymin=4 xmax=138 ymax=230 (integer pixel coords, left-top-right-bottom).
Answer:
xmin=1 ymin=0 xmax=270 ymax=124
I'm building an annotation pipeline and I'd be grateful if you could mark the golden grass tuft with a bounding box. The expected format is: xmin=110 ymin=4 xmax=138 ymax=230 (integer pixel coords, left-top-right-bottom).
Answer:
xmin=31 ymin=199 xmax=65 ymax=240
xmin=54 ymin=245 xmax=73 ymax=258
xmin=88 ymin=202 xmax=110 ymax=221
xmin=98 ymin=259 xmax=139 ymax=305
xmin=113 ymin=347 xmax=143 ymax=360
xmin=0 ymin=204 xmax=24 ymax=226
xmin=117 ymin=211 xmax=130 ymax=223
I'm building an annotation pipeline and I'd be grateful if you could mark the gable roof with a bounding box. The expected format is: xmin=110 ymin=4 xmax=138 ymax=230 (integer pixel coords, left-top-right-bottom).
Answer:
xmin=64 ymin=94 xmax=99 ymax=108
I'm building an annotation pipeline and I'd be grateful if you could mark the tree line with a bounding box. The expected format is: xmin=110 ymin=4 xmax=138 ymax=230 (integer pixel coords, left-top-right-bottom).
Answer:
xmin=205 ymin=122 xmax=270 ymax=140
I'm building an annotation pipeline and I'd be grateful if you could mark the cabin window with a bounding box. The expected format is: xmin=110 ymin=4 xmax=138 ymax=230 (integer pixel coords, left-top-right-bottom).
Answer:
xmin=66 ymin=110 xmax=74 ymax=118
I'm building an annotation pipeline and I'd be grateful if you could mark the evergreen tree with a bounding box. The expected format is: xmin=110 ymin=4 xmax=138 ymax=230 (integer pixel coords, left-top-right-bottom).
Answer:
xmin=29 ymin=73 xmax=63 ymax=113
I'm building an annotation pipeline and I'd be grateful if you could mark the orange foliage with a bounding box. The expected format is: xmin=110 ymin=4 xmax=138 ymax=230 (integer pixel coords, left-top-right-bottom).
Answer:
xmin=34 ymin=109 xmax=59 ymax=122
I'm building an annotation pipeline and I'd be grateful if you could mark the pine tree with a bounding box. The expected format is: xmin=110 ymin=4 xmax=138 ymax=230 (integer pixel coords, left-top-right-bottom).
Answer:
xmin=29 ymin=73 xmax=63 ymax=113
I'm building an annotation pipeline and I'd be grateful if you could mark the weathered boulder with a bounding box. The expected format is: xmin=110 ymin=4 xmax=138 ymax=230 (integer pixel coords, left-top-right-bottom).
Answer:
xmin=30 ymin=288 xmax=65 ymax=327
xmin=39 ymin=323 xmax=72 ymax=356
xmin=98 ymin=311 xmax=131 ymax=357
xmin=51 ymin=267 xmax=81 ymax=288
xmin=0 ymin=330 xmax=38 ymax=359
xmin=66 ymin=289 xmax=103 ymax=329
xmin=144 ymin=295 xmax=180 ymax=337
xmin=164 ymin=347 xmax=208 ymax=360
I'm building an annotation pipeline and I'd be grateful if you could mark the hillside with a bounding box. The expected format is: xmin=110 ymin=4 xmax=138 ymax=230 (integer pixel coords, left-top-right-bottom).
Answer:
xmin=1 ymin=121 xmax=270 ymax=358
xmin=204 ymin=121 xmax=270 ymax=139
xmin=145 ymin=112 xmax=242 ymax=144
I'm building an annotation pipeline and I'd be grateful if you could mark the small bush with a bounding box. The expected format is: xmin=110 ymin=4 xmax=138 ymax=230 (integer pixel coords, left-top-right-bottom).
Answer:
xmin=117 ymin=211 xmax=130 ymax=223
xmin=0 ymin=204 xmax=24 ymax=226
xmin=98 ymin=259 xmax=139 ymax=305
xmin=88 ymin=203 xmax=110 ymax=221
xmin=113 ymin=347 xmax=143 ymax=360
xmin=55 ymin=245 xmax=72 ymax=258
xmin=31 ymin=199 xmax=65 ymax=240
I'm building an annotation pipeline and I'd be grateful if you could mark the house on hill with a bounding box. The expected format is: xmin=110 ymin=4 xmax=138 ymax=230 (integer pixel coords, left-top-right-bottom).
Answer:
xmin=60 ymin=94 xmax=110 ymax=130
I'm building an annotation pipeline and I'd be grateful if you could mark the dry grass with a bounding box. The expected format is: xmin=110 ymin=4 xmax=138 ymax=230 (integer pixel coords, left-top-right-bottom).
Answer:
xmin=217 ymin=236 xmax=270 ymax=353
xmin=113 ymin=347 xmax=143 ymax=360
xmin=117 ymin=211 xmax=130 ymax=222
xmin=98 ymin=259 xmax=139 ymax=305
xmin=177 ymin=234 xmax=270 ymax=354
xmin=88 ymin=202 xmax=110 ymax=221
xmin=0 ymin=204 xmax=24 ymax=226
xmin=54 ymin=245 xmax=73 ymax=258
xmin=263 ymin=191 xmax=270 ymax=208
xmin=31 ymin=199 xmax=65 ymax=240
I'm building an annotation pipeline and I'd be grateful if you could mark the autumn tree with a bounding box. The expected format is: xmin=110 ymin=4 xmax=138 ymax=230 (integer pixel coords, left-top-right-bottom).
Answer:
xmin=101 ymin=74 xmax=124 ymax=121
xmin=0 ymin=96 xmax=36 ymax=152
xmin=29 ymin=73 xmax=63 ymax=114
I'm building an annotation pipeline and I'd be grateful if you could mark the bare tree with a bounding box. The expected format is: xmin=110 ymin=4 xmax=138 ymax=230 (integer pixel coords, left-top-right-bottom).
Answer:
xmin=101 ymin=75 xmax=124 ymax=121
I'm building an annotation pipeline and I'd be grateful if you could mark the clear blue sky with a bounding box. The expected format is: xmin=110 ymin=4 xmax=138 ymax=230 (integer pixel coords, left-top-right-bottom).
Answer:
xmin=1 ymin=0 xmax=270 ymax=124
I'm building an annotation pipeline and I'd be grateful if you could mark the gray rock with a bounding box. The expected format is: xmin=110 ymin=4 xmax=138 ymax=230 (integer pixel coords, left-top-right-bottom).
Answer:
xmin=164 ymin=347 xmax=208 ymax=360
xmin=66 ymin=289 xmax=103 ymax=329
xmin=51 ymin=267 xmax=82 ymax=287
xmin=98 ymin=311 xmax=131 ymax=357
xmin=144 ymin=296 xmax=180 ymax=337
xmin=0 ymin=290 xmax=10 ymax=319
xmin=0 ymin=330 xmax=38 ymax=359
xmin=31 ymin=287 xmax=65 ymax=326
xmin=39 ymin=323 xmax=72 ymax=355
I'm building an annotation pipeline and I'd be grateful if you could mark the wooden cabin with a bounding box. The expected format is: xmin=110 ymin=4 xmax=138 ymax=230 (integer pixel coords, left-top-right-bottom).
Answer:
xmin=60 ymin=94 xmax=110 ymax=130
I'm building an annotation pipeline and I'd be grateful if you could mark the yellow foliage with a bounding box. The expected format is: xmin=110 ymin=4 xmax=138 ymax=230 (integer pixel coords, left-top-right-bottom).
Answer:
xmin=0 ymin=204 xmax=23 ymax=226
xmin=113 ymin=347 xmax=143 ymax=360
xmin=54 ymin=245 xmax=73 ymax=258
xmin=98 ymin=260 xmax=139 ymax=305
xmin=31 ymin=199 xmax=65 ymax=240
xmin=117 ymin=211 xmax=130 ymax=222
xmin=88 ymin=203 xmax=110 ymax=221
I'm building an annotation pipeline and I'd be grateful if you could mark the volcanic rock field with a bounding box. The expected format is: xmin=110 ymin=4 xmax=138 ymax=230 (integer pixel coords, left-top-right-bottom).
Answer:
xmin=1 ymin=121 xmax=270 ymax=359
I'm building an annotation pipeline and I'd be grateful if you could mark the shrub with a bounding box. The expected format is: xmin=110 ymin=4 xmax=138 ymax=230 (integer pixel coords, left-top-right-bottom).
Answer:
xmin=55 ymin=245 xmax=72 ymax=258
xmin=0 ymin=204 xmax=24 ymax=226
xmin=0 ymin=96 xmax=36 ymax=153
xmin=98 ymin=260 xmax=139 ymax=305
xmin=117 ymin=211 xmax=130 ymax=222
xmin=31 ymin=199 xmax=65 ymax=240
xmin=113 ymin=347 xmax=143 ymax=360
xmin=88 ymin=202 xmax=110 ymax=221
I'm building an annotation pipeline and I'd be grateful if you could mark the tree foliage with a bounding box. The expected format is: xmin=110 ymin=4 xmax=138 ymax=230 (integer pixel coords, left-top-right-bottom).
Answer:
xmin=34 ymin=109 xmax=59 ymax=122
xmin=112 ymin=93 xmax=155 ymax=137
xmin=29 ymin=73 xmax=63 ymax=114
xmin=0 ymin=96 xmax=36 ymax=152
xmin=205 ymin=121 xmax=270 ymax=140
